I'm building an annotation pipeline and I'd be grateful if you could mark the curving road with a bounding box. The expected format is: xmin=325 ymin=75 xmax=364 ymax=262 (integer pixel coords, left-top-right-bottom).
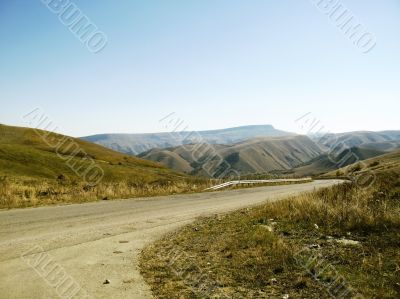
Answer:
xmin=0 ymin=180 xmax=343 ymax=299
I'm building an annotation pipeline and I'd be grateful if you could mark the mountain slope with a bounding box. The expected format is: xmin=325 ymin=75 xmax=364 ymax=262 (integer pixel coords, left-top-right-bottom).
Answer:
xmin=139 ymin=135 xmax=323 ymax=177
xmin=81 ymin=125 xmax=293 ymax=155
xmin=290 ymin=146 xmax=388 ymax=176
xmin=322 ymin=149 xmax=400 ymax=178
xmin=0 ymin=124 xmax=182 ymax=182
xmin=286 ymin=131 xmax=400 ymax=176
xmin=0 ymin=124 xmax=208 ymax=208
xmin=314 ymin=131 xmax=400 ymax=151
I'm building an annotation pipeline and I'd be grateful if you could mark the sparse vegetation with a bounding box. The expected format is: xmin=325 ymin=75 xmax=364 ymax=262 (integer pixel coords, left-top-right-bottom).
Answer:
xmin=140 ymin=168 xmax=400 ymax=298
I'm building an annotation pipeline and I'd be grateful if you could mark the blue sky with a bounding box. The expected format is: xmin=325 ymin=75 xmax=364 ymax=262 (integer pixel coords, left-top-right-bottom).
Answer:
xmin=0 ymin=0 xmax=399 ymax=137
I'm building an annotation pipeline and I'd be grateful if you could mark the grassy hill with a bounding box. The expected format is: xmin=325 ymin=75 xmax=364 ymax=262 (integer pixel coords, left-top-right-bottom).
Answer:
xmin=0 ymin=124 xmax=209 ymax=208
xmin=289 ymin=146 xmax=388 ymax=176
xmin=278 ymin=131 xmax=400 ymax=176
xmin=323 ymin=149 xmax=400 ymax=179
xmin=139 ymin=135 xmax=323 ymax=177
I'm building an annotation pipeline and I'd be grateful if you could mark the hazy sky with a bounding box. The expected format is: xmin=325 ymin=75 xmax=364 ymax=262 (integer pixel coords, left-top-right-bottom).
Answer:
xmin=1 ymin=0 xmax=399 ymax=137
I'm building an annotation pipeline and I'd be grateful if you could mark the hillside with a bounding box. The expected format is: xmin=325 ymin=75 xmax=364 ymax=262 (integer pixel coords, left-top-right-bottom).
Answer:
xmin=0 ymin=124 xmax=209 ymax=208
xmin=283 ymin=131 xmax=400 ymax=176
xmin=84 ymin=129 xmax=400 ymax=177
xmin=81 ymin=125 xmax=292 ymax=155
xmin=323 ymin=149 xmax=400 ymax=178
xmin=289 ymin=146 xmax=388 ymax=176
xmin=314 ymin=131 xmax=400 ymax=151
xmin=139 ymin=135 xmax=323 ymax=177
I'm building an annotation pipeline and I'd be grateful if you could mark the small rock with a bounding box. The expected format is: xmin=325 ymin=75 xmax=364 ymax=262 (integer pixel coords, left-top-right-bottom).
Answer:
xmin=103 ymin=279 xmax=110 ymax=284
xmin=270 ymin=278 xmax=278 ymax=284
xmin=336 ymin=238 xmax=360 ymax=246
xmin=314 ymin=224 xmax=319 ymax=230
xmin=194 ymin=227 xmax=199 ymax=231
xmin=325 ymin=236 xmax=334 ymax=242
xmin=282 ymin=294 xmax=289 ymax=299
xmin=308 ymin=244 xmax=321 ymax=249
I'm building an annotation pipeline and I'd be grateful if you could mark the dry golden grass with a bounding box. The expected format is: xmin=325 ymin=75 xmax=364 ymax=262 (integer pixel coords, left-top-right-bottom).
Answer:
xmin=140 ymin=171 xmax=400 ymax=298
xmin=0 ymin=176 xmax=214 ymax=209
xmin=0 ymin=176 xmax=313 ymax=209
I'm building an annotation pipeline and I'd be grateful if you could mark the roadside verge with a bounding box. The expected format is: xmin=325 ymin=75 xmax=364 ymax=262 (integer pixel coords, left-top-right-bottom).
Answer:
xmin=140 ymin=174 xmax=400 ymax=298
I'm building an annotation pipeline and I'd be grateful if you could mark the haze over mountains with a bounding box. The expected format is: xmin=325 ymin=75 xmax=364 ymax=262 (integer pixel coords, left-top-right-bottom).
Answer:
xmin=83 ymin=125 xmax=400 ymax=178
xmin=316 ymin=131 xmax=400 ymax=150
xmin=82 ymin=125 xmax=292 ymax=155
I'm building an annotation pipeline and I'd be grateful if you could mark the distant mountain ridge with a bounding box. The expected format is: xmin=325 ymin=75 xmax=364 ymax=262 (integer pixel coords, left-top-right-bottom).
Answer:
xmin=139 ymin=130 xmax=400 ymax=177
xmin=290 ymin=131 xmax=400 ymax=176
xmin=81 ymin=125 xmax=293 ymax=155
xmin=82 ymin=126 xmax=400 ymax=178
xmin=139 ymin=135 xmax=323 ymax=177
xmin=314 ymin=131 xmax=400 ymax=150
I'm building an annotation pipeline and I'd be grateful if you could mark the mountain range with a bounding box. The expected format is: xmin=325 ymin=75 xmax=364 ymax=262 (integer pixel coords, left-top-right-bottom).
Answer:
xmin=82 ymin=125 xmax=400 ymax=177
xmin=139 ymin=135 xmax=323 ymax=176
xmin=4 ymin=124 xmax=399 ymax=182
xmin=81 ymin=125 xmax=292 ymax=155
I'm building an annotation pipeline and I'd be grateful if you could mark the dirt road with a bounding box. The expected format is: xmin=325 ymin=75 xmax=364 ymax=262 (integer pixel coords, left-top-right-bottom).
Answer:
xmin=0 ymin=180 xmax=342 ymax=299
